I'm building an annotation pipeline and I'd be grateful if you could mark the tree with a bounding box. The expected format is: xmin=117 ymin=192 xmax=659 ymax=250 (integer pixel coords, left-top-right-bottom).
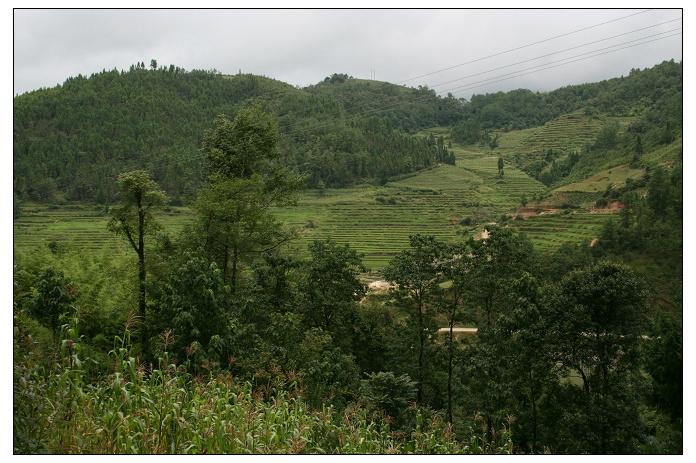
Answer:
xmin=647 ymin=166 xmax=675 ymax=218
xmin=593 ymin=122 xmax=619 ymax=151
xmin=150 ymin=59 xmax=157 ymax=70
xmin=635 ymin=135 xmax=644 ymax=155
xmin=296 ymin=328 xmax=360 ymax=408
xmin=546 ymin=261 xmax=648 ymax=453
xmin=437 ymin=243 xmax=471 ymax=425
xmin=108 ymin=170 xmax=167 ymax=358
xmin=195 ymin=176 xmax=296 ymax=290
xmin=467 ymin=226 xmax=534 ymax=328
xmin=384 ymin=234 xmax=446 ymax=403
xmin=157 ymin=251 xmax=232 ymax=366
xmin=520 ymin=194 xmax=528 ymax=207
xmin=644 ymin=314 xmax=682 ymax=421
xmin=360 ymin=371 xmax=418 ymax=427
xmin=492 ymin=273 xmax=555 ymax=453
xmin=250 ymin=252 xmax=301 ymax=316
xmin=300 ymin=240 xmax=366 ymax=350
xmin=463 ymin=269 xmax=545 ymax=449
xmin=488 ymin=133 xmax=499 ymax=150
xmin=29 ymin=268 xmax=77 ymax=334
xmin=196 ymin=108 xmax=304 ymax=291
xmin=659 ymin=121 xmax=675 ymax=144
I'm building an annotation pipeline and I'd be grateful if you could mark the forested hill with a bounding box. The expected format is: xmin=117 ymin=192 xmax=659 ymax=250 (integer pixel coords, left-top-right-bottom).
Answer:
xmin=13 ymin=60 xmax=681 ymax=204
xmin=13 ymin=66 xmax=462 ymax=203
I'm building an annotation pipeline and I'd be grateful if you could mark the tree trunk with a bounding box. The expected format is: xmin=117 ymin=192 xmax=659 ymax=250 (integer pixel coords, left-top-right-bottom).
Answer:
xmin=446 ymin=287 xmax=458 ymax=425
xmin=137 ymin=206 xmax=148 ymax=360
xmin=417 ymin=293 xmax=424 ymax=404
xmin=486 ymin=414 xmax=493 ymax=446
xmin=231 ymin=245 xmax=239 ymax=293
xmin=221 ymin=244 xmax=229 ymax=282
xmin=230 ymin=204 xmax=241 ymax=293
xmin=486 ymin=295 xmax=492 ymax=328
xmin=529 ymin=369 xmax=538 ymax=453
xmin=447 ymin=313 xmax=454 ymax=425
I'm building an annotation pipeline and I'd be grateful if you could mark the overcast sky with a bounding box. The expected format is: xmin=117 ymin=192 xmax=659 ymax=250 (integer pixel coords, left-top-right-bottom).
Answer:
xmin=13 ymin=9 xmax=682 ymax=97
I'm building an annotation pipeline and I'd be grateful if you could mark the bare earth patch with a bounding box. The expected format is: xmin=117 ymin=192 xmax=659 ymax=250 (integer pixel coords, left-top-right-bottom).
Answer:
xmin=590 ymin=201 xmax=624 ymax=214
xmin=368 ymin=280 xmax=395 ymax=292
xmin=474 ymin=229 xmax=490 ymax=241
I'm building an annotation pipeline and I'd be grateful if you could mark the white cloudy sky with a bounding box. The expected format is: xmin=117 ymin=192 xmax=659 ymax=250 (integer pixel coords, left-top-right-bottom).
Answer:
xmin=13 ymin=9 xmax=682 ymax=97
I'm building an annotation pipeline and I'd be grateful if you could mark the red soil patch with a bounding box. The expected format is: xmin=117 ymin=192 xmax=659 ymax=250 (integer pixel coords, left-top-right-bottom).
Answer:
xmin=590 ymin=201 xmax=624 ymax=214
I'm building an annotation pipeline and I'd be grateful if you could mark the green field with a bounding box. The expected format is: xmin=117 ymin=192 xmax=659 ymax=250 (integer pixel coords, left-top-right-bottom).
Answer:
xmin=554 ymin=164 xmax=645 ymax=193
xmin=14 ymin=133 xmax=622 ymax=269
xmin=507 ymin=211 xmax=610 ymax=252
xmin=20 ymin=117 xmax=675 ymax=269
xmin=495 ymin=112 xmax=635 ymax=157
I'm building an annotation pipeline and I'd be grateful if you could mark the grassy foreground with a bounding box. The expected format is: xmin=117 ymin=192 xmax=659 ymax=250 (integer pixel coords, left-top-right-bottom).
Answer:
xmin=14 ymin=316 xmax=511 ymax=454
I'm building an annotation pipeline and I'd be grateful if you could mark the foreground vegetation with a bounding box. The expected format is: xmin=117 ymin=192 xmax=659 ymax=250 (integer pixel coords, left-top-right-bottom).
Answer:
xmin=15 ymin=317 xmax=509 ymax=454
xmin=14 ymin=100 xmax=682 ymax=454
xmin=14 ymin=59 xmax=682 ymax=454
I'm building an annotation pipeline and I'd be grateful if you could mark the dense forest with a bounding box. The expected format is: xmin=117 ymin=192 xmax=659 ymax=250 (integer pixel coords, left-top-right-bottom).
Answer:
xmin=13 ymin=64 xmax=460 ymax=203
xmin=451 ymin=60 xmax=681 ymax=138
xmin=452 ymin=60 xmax=682 ymax=187
xmin=14 ymin=60 xmax=680 ymax=205
xmin=14 ymin=89 xmax=682 ymax=453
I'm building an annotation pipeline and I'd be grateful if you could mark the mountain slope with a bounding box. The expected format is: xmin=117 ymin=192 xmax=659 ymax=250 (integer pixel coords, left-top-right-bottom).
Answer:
xmin=13 ymin=67 xmax=463 ymax=203
xmin=13 ymin=61 xmax=681 ymax=204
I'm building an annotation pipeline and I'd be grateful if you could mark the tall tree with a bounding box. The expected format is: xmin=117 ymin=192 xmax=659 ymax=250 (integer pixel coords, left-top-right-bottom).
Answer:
xmin=384 ymin=234 xmax=446 ymax=403
xmin=197 ymin=107 xmax=304 ymax=290
xmin=546 ymin=261 xmax=648 ymax=453
xmin=437 ymin=243 xmax=471 ymax=425
xmin=108 ymin=170 xmax=166 ymax=358
xmin=300 ymin=240 xmax=366 ymax=351
xmin=467 ymin=226 xmax=534 ymax=328
xmin=494 ymin=273 xmax=555 ymax=453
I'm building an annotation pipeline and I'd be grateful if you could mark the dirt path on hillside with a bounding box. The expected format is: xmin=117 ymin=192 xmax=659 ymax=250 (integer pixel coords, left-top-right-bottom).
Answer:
xmin=437 ymin=327 xmax=478 ymax=334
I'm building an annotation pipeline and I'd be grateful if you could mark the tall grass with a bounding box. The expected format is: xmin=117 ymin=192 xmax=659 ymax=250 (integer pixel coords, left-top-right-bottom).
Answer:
xmin=14 ymin=313 xmax=512 ymax=454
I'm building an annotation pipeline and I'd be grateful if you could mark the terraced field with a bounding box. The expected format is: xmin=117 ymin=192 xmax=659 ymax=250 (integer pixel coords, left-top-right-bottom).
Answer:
xmin=15 ymin=169 xmax=603 ymax=269
xmin=15 ymin=127 xmax=621 ymax=270
xmin=554 ymin=164 xmax=645 ymax=193
xmin=508 ymin=211 xmax=610 ymax=252
xmin=498 ymin=112 xmax=602 ymax=155
xmin=14 ymin=204 xmax=195 ymax=252
xmin=496 ymin=112 xmax=634 ymax=157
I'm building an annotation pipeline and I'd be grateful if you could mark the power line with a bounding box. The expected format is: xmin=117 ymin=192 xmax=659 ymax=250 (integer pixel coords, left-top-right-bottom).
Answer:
xmin=280 ymin=19 xmax=680 ymax=132
xmin=285 ymin=32 xmax=680 ymax=137
xmin=282 ymin=28 xmax=680 ymax=134
xmin=438 ymin=28 xmax=681 ymax=93
xmin=446 ymin=33 xmax=681 ymax=97
xmin=429 ymin=18 xmax=681 ymax=88
xmin=225 ymin=10 xmax=663 ymax=109
xmin=398 ymin=9 xmax=655 ymax=84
